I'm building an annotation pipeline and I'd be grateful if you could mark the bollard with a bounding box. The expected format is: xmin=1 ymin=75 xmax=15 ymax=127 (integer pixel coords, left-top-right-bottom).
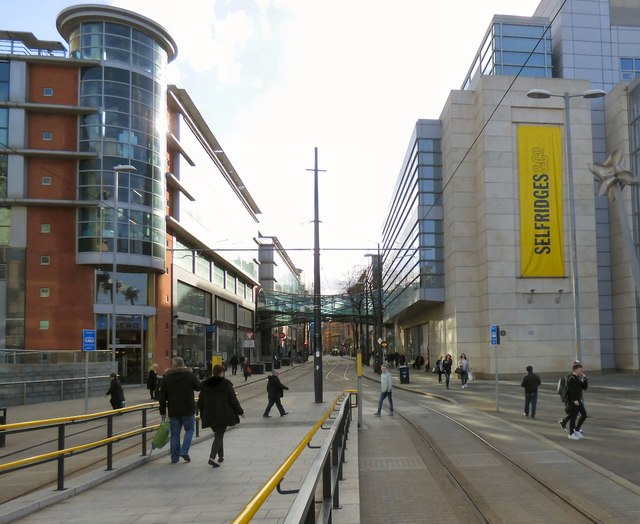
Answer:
xmin=0 ymin=407 xmax=6 ymax=447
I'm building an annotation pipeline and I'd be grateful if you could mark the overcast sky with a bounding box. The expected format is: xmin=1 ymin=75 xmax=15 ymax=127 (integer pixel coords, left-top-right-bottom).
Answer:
xmin=5 ymin=0 xmax=541 ymax=292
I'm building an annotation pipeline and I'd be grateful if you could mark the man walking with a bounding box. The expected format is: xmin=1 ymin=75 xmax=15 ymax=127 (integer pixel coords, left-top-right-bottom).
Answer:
xmin=560 ymin=362 xmax=589 ymax=440
xmin=158 ymin=357 xmax=201 ymax=463
xmin=375 ymin=364 xmax=394 ymax=416
xmin=197 ymin=364 xmax=244 ymax=468
xmin=521 ymin=365 xmax=541 ymax=418
xmin=262 ymin=370 xmax=289 ymax=417
xmin=230 ymin=353 xmax=239 ymax=375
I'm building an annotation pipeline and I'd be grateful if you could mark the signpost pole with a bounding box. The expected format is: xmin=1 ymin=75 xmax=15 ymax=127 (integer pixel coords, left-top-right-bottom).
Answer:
xmin=82 ymin=329 xmax=96 ymax=414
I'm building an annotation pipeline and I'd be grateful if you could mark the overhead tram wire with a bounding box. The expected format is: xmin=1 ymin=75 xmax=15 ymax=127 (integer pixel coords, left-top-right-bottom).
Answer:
xmin=1 ymin=0 xmax=568 ymax=257
xmin=414 ymin=0 xmax=567 ymax=224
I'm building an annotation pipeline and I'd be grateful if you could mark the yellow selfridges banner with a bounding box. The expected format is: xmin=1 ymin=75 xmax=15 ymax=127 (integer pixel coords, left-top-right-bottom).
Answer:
xmin=518 ymin=125 xmax=564 ymax=277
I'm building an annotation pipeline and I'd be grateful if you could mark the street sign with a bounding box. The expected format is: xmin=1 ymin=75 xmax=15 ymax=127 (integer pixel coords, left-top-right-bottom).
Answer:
xmin=490 ymin=325 xmax=500 ymax=345
xmin=82 ymin=329 xmax=96 ymax=351
xmin=206 ymin=325 xmax=216 ymax=333
xmin=381 ymin=340 xmax=388 ymax=349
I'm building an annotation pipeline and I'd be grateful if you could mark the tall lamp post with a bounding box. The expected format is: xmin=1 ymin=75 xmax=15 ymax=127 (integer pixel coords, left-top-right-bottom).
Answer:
xmin=109 ymin=164 xmax=137 ymax=363
xmin=526 ymin=88 xmax=605 ymax=363
xmin=365 ymin=245 xmax=384 ymax=372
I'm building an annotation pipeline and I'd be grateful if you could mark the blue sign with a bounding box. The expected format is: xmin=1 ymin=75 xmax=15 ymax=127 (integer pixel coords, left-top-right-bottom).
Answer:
xmin=490 ymin=325 xmax=500 ymax=346
xmin=82 ymin=329 xmax=96 ymax=351
xmin=206 ymin=325 xmax=216 ymax=333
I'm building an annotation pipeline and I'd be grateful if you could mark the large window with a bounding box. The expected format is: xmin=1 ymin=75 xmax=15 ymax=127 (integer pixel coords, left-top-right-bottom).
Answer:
xmin=621 ymin=58 xmax=640 ymax=81
xmin=177 ymin=281 xmax=210 ymax=317
xmin=95 ymin=270 xmax=149 ymax=306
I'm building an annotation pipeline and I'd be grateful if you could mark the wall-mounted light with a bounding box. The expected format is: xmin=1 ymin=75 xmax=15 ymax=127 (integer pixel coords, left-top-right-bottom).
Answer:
xmin=527 ymin=289 xmax=535 ymax=304
xmin=555 ymin=289 xmax=564 ymax=304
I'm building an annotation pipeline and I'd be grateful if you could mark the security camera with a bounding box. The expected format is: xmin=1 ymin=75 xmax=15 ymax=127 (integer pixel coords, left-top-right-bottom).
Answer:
xmin=530 ymin=289 xmax=535 ymax=293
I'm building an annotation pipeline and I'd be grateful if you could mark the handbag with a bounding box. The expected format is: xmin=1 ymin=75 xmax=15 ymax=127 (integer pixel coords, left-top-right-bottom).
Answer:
xmin=151 ymin=419 xmax=170 ymax=451
xmin=431 ymin=367 xmax=438 ymax=374
xmin=454 ymin=366 xmax=462 ymax=374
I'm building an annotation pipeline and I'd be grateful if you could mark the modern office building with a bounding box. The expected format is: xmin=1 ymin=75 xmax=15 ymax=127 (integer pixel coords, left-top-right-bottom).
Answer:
xmin=381 ymin=0 xmax=640 ymax=375
xmin=0 ymin=5 xmax=283 ymax=383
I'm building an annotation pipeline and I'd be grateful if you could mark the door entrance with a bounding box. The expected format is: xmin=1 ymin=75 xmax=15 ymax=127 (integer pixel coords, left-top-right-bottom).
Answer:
xmin=116 ymin=346 xmax=143 ymax=384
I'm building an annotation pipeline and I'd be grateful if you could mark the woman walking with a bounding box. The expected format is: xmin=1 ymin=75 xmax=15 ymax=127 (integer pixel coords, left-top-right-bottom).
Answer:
xmin=197 ymin=364 xmax=244 ymax=467
xmin=147 ymin=363 xmax=158 ymax=400
xmin=458 ymin=353 xmax=470 ymax=389
xmin=442 ymin=354 xmax=453 ymax=389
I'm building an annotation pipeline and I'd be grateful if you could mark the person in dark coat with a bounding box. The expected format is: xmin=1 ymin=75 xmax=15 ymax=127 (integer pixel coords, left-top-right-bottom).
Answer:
xmin=197 ymin=364 xmax=244 ymax=468
xmin=158 ymin=357 xmax=201 ymax=464
xmin=561 ymin=362 xmax=589 ymax=440
xmin=521 ymin=365 xmax=541 ymax=418
xmin=229 ymin=353 xmax=239 ymax=375
xmin=441 ymin=354 xmax=453 ymax=389
xmin=262 ymin=370 xmax=289 ymax=417
xmin=106 ymin=372 xmax=125 ymax=409
xmin=147 ymin=363 xmax=159 ymax=400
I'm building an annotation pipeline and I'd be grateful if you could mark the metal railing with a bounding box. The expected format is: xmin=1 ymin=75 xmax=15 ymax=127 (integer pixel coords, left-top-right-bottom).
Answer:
xmin=0 ymin=375 xmax=111 ymax=405
xmin=0 ymin=349 xmax=112 ymax=364
xmin=232 ymin=389 xmax=356 ymax=524
xmin=0 ymin=402 xmax=165 ymax=491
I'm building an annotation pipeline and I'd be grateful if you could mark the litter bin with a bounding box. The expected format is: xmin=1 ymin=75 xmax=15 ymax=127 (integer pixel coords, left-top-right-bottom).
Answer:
xmin=0 ymin=407 xmax=7 ymax=447
xmin=399 ymin=366 xmax=410 ymax=384
xmin=273 ymin=359 xmax=281 ymax=370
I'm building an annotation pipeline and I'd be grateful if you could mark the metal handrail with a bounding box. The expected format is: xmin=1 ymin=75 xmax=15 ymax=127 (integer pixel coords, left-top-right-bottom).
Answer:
xmin=232 ymin=390 xmax=356 ymax=524
xmin=0 ymin=402 xmax=162 ymax=490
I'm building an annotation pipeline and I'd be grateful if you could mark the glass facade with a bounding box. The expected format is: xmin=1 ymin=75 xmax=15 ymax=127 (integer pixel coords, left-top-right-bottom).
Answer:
xmin=382 ymin=123 xmax=444 ymax=319
xmin=621 ymin=58 xmax=640 ymax=81
xmin=176 ymin=115 xmax=259 ymax=282
xmin=68 ymin=21 xmax=168 ymax=268
xmin=463 ymin=18 xmax=552 ymax=90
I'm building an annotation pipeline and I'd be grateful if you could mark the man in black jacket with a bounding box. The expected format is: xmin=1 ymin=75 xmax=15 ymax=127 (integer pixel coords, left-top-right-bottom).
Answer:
xmin=158 ymin=357 xmax=201 ymax=463
xmin=263 ymin=370 xmax=289 ymax=417
xmin=561 ymin=362 xmax=589 ymax=440
xmin=521 ymin=365 xmax=541 ymax=418
xmin=197 ymin=364 xmax=244 ymax=468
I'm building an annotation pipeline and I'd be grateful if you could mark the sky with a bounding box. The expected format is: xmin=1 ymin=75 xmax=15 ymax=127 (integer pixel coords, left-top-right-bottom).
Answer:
xmin=4 ymin=0 xmax=542 ymax=292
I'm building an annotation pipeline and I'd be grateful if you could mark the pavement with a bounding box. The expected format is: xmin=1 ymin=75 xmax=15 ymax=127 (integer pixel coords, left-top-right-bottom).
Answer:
xmin=1 ymin=360 xmax=639 ymax=523
xmin=0 ymin=364 xmax=359 ymax=524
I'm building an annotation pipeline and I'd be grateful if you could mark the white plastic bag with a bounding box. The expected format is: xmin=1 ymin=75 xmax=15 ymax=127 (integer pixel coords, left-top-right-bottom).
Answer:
xmin=468 ymin=371 xmax=474 ymax=382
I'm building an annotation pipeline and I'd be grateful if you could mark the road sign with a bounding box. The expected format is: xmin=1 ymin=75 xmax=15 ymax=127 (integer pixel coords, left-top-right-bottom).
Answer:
xmin=82 ymin=329 xmax=96 ymax=351
xmin=206 ymin=325 xmax=216 ymax=333
xmin=381 ymin=340 xmax=388 ymax=348
xmin=490 ymin=325 xmax=500 ymax=345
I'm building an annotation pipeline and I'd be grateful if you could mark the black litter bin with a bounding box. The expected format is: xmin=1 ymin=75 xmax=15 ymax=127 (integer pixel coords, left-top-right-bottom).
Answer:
xmin=399 ymin=366 xmax=410 ymax=384
xmin=0 ymin=407 xmax=7 ymax=447
xmin=274 ymin=359 xmax=281 ymax=370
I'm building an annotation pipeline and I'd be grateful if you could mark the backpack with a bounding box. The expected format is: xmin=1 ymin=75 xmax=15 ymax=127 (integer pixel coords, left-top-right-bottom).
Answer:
xmin=557 ymin=374 xmax=570 ymax=403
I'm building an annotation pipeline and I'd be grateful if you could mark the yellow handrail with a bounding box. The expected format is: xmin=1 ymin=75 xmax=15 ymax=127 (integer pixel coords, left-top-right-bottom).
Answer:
xmin=0 ymin=424 xmax=157 ymax=472
xmin=231 ymin=391 xmax=354 ymax=524
xmin=0 ymin=402 xmax=158 ymax=432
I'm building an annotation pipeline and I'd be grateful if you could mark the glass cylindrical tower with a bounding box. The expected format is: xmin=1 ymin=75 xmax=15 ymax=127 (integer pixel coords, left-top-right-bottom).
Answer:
xmin=57 ymin=5 xmax=177 ymax=272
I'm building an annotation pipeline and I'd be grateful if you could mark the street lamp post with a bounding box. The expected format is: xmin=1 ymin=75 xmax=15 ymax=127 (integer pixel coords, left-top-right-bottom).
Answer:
xmin=526 ymin=88 xmax=605 ymax=363
xmin=110 ymin=165 xmax=137 ymax=363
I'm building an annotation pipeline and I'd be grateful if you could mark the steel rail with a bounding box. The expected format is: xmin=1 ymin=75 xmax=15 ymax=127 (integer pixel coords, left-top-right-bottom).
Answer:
xmin=231 ymin=391 xmax=349 ymax=524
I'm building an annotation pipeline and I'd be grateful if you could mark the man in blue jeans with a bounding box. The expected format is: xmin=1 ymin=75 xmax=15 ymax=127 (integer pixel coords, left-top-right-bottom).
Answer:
xmin=159 ymin=357 xmax=201 ymax=463
xmin=520 ymin=365 xmax=541 ymax=418
xmin=375 ymin=364 xmax=394 ymax=416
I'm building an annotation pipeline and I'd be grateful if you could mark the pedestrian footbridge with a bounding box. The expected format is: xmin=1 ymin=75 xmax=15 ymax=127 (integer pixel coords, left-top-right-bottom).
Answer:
xmin=257 ymin=290 xmax=375 ymax=329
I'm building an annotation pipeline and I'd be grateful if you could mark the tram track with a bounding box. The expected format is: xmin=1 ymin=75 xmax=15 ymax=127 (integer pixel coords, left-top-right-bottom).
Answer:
xmin=324 ymin=359 xmax=610 ymax=523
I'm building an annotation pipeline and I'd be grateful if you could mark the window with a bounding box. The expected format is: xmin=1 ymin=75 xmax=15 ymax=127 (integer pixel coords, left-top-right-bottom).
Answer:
xmin=620 ymin=57 xmax=640 ymax=81
xmin=42 ymin=131 xmax=53 ymax=141
xmin=43 ymin=87 xmax=54 ymax=97
xmin=39 ymin=320 xmax=50 ymax=330
xmin=40 ymin=223 xmax=51 ymax=233
xmin=39 ymin=288 xmax=50 ymax=298
xmin=41 ymin=176 xmax=52 ymax=186
xmin=0 ymin=207 xmax=9 ymax=245
xmin=40 ymin=256 xmax=50 ymax=265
